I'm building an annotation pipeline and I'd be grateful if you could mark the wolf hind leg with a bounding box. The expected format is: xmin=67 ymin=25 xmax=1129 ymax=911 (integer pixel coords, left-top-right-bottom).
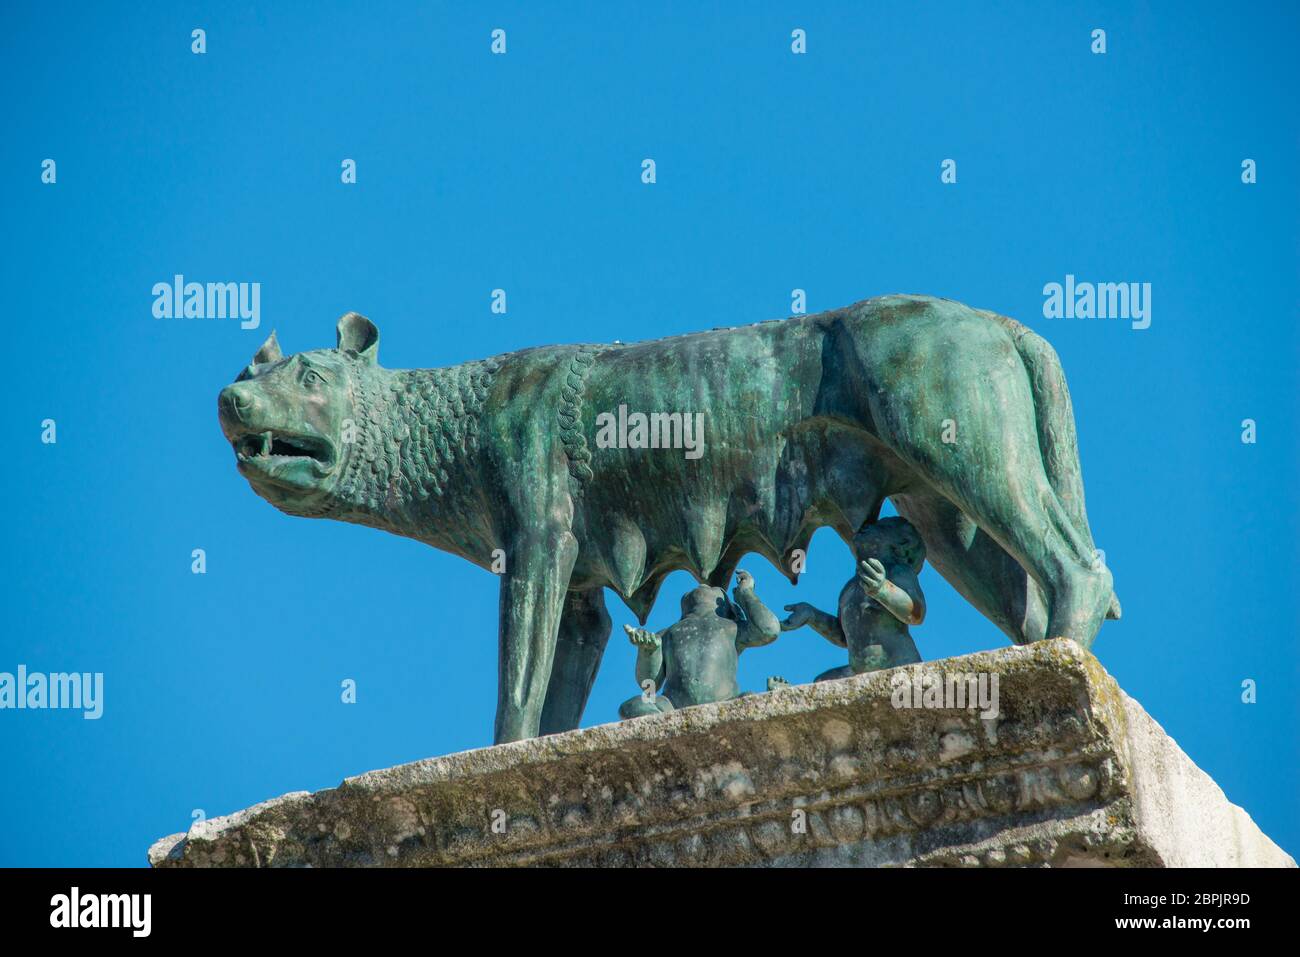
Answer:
xmin=941 ymin=468 xmax=1109 ymax=648
xmin=877 ymin=370 xmax=1110 ymax=649
xmin=980 ymin=310 xmax=1119 ymax=620
xmin=893 ymin=490 xmax=1048 ymax=645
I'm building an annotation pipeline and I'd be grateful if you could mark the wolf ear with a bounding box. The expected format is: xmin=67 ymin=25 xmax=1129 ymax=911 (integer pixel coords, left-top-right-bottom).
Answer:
xmin=336 ymin=312 xmax=379 ymax=363
xmin=252 ymin=330 xmax=283 ymax=365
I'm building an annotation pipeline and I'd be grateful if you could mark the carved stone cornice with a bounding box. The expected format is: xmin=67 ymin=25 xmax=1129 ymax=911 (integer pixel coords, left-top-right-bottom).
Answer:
xmin=148 ymin=639 xmax=1294 ymax=868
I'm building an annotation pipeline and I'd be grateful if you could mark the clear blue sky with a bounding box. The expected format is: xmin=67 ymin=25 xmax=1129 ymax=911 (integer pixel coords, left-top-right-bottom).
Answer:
xmin=2 ymin=1 xmax=1296 ymax=866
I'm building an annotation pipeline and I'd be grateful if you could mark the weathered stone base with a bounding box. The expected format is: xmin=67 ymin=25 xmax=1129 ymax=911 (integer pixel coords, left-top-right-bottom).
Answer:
xmin=149 ymin=639 xmax=1294 ymax=868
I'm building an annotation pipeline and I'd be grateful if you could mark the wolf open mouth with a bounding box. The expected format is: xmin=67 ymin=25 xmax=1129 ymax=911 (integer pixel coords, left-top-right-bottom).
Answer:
xmin=234 ymin=430 xmax=333 ymax=466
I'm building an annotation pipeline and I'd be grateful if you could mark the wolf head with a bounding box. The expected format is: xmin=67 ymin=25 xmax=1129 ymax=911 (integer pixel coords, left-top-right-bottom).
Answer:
xmin=217 ymin=312 xmax=380 ymax=516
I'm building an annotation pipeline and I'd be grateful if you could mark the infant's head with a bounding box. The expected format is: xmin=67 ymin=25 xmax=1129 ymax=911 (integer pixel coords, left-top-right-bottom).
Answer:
xmin=852 ymin=517 xmax=925 ymax=572
xmin=681 ymin=584 xmax=731 ymax=618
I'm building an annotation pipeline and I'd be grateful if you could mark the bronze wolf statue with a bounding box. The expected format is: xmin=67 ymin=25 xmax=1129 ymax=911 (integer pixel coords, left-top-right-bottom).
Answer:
xmin=217 ymin=294 xmax=1118 ymax=743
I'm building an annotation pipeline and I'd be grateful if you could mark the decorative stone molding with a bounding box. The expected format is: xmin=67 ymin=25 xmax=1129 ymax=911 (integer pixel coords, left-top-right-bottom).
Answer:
xmin=149 ymin=639 xmax=1294 ymax=868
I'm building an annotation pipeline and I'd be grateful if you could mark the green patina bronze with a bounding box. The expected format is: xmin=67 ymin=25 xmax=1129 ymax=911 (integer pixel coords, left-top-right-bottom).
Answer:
xmin=217 ymin=294 xmax=1119 ymax=744
xmin=782 ymin=516 xmax=928 ymax=680
xmin=618 ymin=569 xmax=780 ymax=719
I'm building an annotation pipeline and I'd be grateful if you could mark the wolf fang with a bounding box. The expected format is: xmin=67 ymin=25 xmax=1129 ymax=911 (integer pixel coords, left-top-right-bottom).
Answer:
xmin=594 ymin=404 xmax=706 ymax=459
xmin=1042 ymin=275 xmax=1151 ymax=330
xmin=152 ymin=274 xmax=261 ymax=329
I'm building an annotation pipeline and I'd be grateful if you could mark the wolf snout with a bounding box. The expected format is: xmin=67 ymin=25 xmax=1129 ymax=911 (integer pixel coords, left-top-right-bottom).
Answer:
xmin=218 ymin=383 xmax=261 ymax=431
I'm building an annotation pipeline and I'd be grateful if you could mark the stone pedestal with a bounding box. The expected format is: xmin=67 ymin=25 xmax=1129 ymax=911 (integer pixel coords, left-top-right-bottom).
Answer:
xmin=149 ymin=639 xmax=1294 ymax=868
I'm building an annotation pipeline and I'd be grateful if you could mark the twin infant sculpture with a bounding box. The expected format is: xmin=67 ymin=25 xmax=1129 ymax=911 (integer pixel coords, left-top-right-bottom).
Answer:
xmin=618 ymin=517 xmax=925 ymax=720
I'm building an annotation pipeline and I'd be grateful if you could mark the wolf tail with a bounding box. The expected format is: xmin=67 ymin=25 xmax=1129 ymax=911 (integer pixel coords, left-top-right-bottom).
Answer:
xmin=979 ymin=309 xmax=1121 ymax=621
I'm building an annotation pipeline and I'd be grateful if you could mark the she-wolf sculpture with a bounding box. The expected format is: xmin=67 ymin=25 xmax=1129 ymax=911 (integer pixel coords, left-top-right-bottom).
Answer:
xmin=216 ymin=294 xmax=1119 ymax=743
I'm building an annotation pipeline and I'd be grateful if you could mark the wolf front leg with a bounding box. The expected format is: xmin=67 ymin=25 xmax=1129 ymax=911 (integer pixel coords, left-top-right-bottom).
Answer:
xmin=538 ymin=587 xmax=612 ymax=735
xmin=494 ymin=527 xmax=579 ymax=744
